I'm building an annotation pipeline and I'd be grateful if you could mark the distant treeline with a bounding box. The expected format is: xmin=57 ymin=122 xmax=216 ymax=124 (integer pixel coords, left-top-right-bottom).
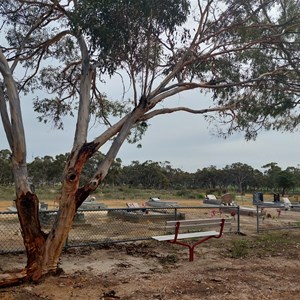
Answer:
xmin=0 ymin=149 xmax=299 ymax=195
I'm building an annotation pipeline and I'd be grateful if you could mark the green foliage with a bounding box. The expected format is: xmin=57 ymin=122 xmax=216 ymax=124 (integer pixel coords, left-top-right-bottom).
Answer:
xmin=175 ymin=189 xmax=200 ymax=199
xmin=72 ymin=0 xmax=190 ymax=73
xmin=0 ymin=185 xmax=15 ymax=201
xmin=228 ymin=232 xmax=298 ymax=259
xmin=0 ymin=150 xmax=13 ymax=185
xmin=98 ymin=186 xmax=183 ymax=200
xmin=2 ymin=0 xmax=300 ymax=282
xmin=1 ymin=1 xmax=300 ymax=195
xmin=2 ymin=146 xmax=300 ymax=193
xmin=206 ymin=0 xmax=300 ymax=139
xmin=2 ymin=0 xmax=300 ymax=140
xmin=121 ymin=160 xmax=171 ymax=189
xmin=256 ymin=232 xmax=295 ymax=245
xmin=125 ymin=121 xmax=150 ymax=147
xmin=223 ymin=163 xmax=259 ymax=194
xmin=252 ymin=232 xmax=297 ymax=257
xmin=28 ymin=154 xmax=68 ymax=186
xmin=229 ymin=239 xmax=250 ymax=258
xmin=276 ymin=170 xmax=297 ymax=195
xmin=198 ymin=193 xmax=205 ymax=199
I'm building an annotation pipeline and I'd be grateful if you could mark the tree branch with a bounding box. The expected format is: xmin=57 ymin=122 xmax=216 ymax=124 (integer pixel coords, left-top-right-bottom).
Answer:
xmin=140 ymin=103 xmax=236 ymax=121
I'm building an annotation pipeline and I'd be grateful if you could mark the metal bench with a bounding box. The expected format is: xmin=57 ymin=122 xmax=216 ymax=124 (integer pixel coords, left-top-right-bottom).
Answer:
xmin=152 ymin=218 xmax=231 ymax=261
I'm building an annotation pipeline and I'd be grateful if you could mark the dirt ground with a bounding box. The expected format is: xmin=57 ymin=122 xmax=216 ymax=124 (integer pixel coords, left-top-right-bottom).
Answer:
xmin=1 ymin=229 xmax=300 ymax=300
xmin=1 ymin=197 xmax=300 ymax=299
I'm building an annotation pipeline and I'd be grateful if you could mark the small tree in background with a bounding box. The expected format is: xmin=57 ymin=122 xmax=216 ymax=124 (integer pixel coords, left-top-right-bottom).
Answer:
xmin=276 ymin=170 xmax=297 ymax=196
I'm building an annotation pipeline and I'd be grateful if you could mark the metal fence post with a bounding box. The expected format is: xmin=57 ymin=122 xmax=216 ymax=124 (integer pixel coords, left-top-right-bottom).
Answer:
xmin=256 ymin=204 xmax=259 ymax=233
xmin=237 ymin=205 xmax=240 ymax=234
xmin=4 ymin=204 xmax=300 ymax=254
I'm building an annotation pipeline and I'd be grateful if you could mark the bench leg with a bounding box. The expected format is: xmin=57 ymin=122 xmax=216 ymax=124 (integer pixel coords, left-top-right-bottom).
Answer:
xmin=189 ymin=246 xmax=194 ymax=262
xmin=168 ymin=241 xmax=194 ymax=261
xmin=169 ymin=235 xmax=214 ymax=262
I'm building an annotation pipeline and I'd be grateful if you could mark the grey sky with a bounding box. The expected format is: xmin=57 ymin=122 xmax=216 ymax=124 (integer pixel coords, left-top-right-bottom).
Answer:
xmin=1 ymin=88 xmax=299 ymax=173
xmin=1 ymin=2 xmax=299 ymax=173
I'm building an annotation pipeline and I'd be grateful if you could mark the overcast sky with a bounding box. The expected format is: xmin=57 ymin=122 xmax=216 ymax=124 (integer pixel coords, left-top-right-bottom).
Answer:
xmin=1 ymin=3 xmax=299 ymax=173
xmin=1 ymin=86 xmax=300 ymax=173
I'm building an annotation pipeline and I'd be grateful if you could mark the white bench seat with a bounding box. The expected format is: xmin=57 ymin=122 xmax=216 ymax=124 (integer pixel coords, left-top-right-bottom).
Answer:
xmin=152 ymin=230 xmax=219 ymax=242
xmin=152 ymin=218 xmax=231 ymax=261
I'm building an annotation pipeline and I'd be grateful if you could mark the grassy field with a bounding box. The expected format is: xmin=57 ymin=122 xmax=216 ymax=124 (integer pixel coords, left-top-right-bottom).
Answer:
xmin=0 ymin=185 xmax=205 ymax=211
xmin=0 ymin=184 xmax=284 ymax=212
xmin=0 ymin=185 xmax=204 ymax=201
xmin=3 ymin=184 xmax=300 ymax=211
xmin=0 ymin=184 xmax=261 ymax=202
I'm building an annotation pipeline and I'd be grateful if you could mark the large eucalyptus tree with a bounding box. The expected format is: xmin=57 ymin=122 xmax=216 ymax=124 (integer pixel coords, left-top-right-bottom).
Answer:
xmin=0 ymin=0 xmax=299 ymax=285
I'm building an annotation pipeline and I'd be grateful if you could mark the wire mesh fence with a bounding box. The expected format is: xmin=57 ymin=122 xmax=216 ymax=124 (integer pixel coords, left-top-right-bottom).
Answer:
xmin=2 ymin=204 xmax=300 ymax=254
xmin=0 ymin=205 xmax=240 ymax=254
xmin=255 ymin=204 xmax=300 ymax=232
xmin=0 ymin=212 xmax=24 ymax=253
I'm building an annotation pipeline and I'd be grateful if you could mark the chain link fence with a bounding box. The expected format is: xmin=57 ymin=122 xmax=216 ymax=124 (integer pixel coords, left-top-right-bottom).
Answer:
xmin=0 ymin=205 xmax=240 ymax=254
xmin=1 ymin=204 xmax=300 ymax=254
xmin=255 ymin=204 xmax=300 ymax=232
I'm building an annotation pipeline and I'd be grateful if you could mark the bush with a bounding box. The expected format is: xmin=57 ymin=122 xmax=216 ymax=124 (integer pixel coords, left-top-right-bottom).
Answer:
xmin=229 ymin=239 xmax=249 ymax=258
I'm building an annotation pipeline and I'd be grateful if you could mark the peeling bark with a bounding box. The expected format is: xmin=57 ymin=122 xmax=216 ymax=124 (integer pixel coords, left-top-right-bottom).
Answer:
xmin=0 ymin=270 xmax=27 ymax=288
xmin=15 ymin=192 xmax=48 ymax=282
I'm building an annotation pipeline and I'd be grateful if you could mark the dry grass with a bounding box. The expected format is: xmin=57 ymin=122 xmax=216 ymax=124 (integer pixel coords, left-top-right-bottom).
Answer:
xmin=0 ymin=184 xmax=294 ymax=212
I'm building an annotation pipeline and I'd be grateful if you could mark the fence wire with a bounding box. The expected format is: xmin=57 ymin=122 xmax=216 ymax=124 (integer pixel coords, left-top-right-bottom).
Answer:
xmin=0 ymin=205 xmax=244 ymax=253
xmin=255 ymin=204 xmax=300 ymax=232
xmin=1 ymin=204 xmax=300 ymax=254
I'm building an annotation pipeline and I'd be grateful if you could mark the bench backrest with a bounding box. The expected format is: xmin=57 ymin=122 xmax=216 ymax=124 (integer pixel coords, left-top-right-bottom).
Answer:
xmin=166 ymin=218 xmax=232 ymax=233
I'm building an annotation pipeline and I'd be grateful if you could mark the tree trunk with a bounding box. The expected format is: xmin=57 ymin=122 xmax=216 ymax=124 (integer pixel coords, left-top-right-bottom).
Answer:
xmin=0 ymin=192 xmax=79 ymax=286
xmin=22 ymin=144 xmax=100 ymax=282
xmin=0 ymin=207 xmax=76 ymax=286
xmin=17 ymin=192 xmax=48 ymax=281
